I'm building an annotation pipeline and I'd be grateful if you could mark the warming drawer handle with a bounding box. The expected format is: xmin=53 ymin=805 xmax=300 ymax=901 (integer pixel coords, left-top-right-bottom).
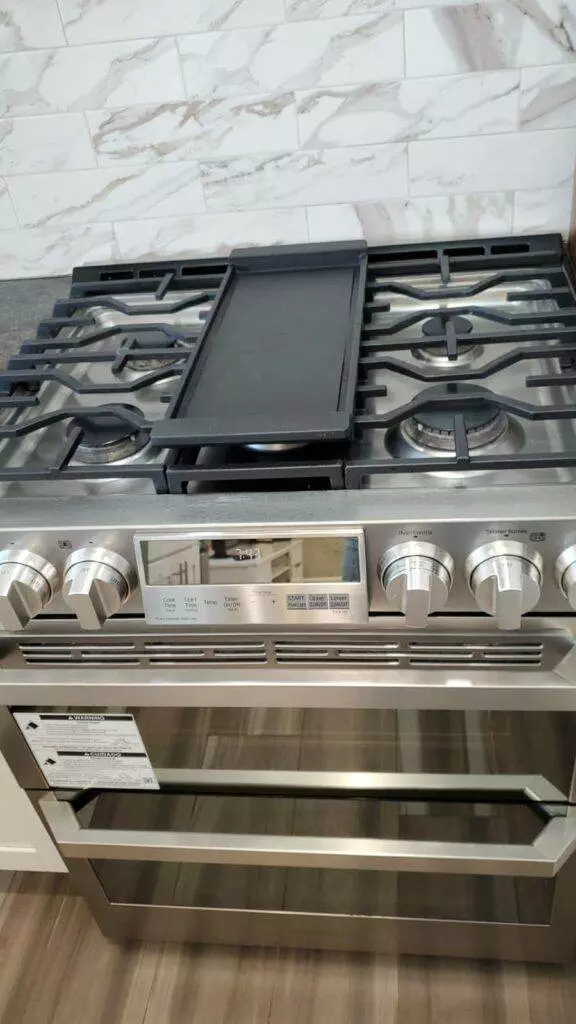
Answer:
xmin=37 ymin=770 xmax=576 ymax=879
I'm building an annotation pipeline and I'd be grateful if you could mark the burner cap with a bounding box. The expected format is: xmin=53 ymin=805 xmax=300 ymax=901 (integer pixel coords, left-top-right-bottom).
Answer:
xmin=69 ymin=405 xmax=149 ymax=464
xmin=402 ymin=384 xmax=509 ymax=452
xmin=414 ymin=314 xmax=480 ymax=366
xmin=422 ymin=314 xmax=473 ymax=337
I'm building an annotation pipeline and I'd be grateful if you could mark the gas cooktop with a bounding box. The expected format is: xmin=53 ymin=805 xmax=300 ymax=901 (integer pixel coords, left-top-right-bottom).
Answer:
xmin=1 ymin=233 xmax=576 ymax=496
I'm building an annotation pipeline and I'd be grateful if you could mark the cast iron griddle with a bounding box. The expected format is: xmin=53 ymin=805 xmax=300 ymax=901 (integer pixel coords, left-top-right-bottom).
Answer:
xmin=151 ymin=241 xmax=367 ymax=448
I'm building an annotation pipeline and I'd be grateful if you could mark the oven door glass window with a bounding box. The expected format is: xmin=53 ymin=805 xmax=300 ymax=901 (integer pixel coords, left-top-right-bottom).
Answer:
xmin=101 ymin=708 xmax=576 ymax=796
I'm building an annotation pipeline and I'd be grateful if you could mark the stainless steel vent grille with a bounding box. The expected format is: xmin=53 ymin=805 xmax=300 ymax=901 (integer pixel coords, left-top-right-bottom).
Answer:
xmin=18 ymin=638 xmax=267 ymax=667
xmin=18 ymin=643 xmax=140 ymax=666
xmin=274 ymin=638 xmax=545 ymax=668
xmin=143 ymin=641 xmax=267 ymax=665
xmin=275 ymin=640 xmax=401 ymax=665
xmin=407 ymin=640 xmax=544 ymax=667
xmin=9 ymin=627 xmax=563 ymax=671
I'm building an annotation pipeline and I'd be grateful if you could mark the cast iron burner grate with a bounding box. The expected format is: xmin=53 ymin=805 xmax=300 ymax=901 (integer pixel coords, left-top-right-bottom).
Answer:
xmin=0 ymin=257 xmax=227 ymax=490
xmin=0 ymin=234 xmax=576 ymax=493
xmin=346 ymin=234 xmax=576 ymax=486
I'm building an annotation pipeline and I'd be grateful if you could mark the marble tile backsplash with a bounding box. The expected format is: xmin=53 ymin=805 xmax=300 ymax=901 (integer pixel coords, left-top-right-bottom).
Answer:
xmin=0 ymin=0 xmax=575 ymax=277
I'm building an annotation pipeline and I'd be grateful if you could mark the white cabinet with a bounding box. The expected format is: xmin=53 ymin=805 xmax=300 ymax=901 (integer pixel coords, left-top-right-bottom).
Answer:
xmin=0 ymin=750 xmax=66 ymax=872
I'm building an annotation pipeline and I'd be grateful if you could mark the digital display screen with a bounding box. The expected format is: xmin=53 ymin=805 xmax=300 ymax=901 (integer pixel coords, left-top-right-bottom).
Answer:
xmin=139 ymin=536 xmax=361 ymax=586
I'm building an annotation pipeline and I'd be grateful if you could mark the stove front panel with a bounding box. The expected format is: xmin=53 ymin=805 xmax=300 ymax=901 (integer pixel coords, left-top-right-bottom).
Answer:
xmin=1 ymin=489 xmax=576 ymax=629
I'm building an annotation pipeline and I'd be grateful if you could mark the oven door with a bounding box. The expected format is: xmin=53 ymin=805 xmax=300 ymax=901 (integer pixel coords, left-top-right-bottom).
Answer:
xmin=34 ymin=764 xmax=576 ymax=961
xmin=5 ymin=689 xmax=576 ymax=963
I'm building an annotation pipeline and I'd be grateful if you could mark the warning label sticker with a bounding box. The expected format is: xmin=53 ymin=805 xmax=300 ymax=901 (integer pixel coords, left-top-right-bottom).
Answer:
xmin=13 ymin=712 xmax=159 ymax=790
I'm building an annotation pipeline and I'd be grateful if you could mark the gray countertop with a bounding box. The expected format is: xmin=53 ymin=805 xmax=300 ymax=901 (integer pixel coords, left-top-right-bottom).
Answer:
xmin=0 ymin=276 xmax=69 ymax=363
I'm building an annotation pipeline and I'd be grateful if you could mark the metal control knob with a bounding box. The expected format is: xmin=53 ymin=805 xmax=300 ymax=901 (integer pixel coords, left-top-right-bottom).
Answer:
xmin=63 ymin=548 xmax=136 ymax=630
xmin=380 ymin=542 xmax=454 ymax=628
xmin=0 ymin=549 xmax=59 ymax=631
xmin=555 ymin=546 xmax=576 ymax=610
xmin=466 ymin=541 xmax=543 ymax=630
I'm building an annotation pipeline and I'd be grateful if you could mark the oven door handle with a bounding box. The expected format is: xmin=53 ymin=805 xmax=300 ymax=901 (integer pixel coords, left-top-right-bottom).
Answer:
xmin=38 ymin=783 xmax=576 ymax=879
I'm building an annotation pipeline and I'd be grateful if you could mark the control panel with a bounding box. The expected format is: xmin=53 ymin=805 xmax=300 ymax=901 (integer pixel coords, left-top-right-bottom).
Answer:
xmin=2 ymin=517 xmax=576 ymax=631
xmin=134 ymin=530 xmax=368 ymax=627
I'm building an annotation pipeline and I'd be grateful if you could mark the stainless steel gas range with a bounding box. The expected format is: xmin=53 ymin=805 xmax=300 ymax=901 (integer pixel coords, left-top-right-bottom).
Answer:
xmin=2 ymin=235 xmax=576 ymax=962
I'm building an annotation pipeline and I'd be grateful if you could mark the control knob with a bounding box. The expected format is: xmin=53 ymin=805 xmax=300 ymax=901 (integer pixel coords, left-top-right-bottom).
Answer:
xmin=0 ymin=548 xmax=60 ymax=631
xmin=466 ymin=541 xmax=542 ymax=630
xmin=63 ymin=548 xmax=136 ymax=630
xmin=556 ymin=546 xmax=576 ymax=610
xmin=380 ymin=542 xmax=454 ymax=628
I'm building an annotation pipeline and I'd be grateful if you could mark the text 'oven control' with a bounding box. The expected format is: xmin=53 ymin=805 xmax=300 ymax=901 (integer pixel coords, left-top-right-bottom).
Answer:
xmin=0 ymin=548 xmax=60 ymax=631
xmin=556 ymin=546 xmax=576 ymax=610
xmin=466 ymin=541 xmax=542 ymax=630
xmin=63 ymin=547 xmax=137 ymax=630
xmin=380 ymin=542 xmax=454 ymax=628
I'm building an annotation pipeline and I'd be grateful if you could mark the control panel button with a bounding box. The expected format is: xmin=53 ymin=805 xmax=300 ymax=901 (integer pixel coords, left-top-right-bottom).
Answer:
xmin=555 ymin=546 xmax=576 ymax=610
xmin=63 ymin=547 xmax=136 ymax=630
xmin=380 ymin=542 xmax=454 ymax=628
xmin=466 ymin=541 xmax=542 ymax=630
xmin=0 ymin=549 xmax=59 ymax=631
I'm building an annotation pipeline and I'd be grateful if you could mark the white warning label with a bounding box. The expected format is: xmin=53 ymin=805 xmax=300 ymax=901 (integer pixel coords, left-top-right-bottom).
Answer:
xmin=13 ymin=712 xmax=159 ymax=790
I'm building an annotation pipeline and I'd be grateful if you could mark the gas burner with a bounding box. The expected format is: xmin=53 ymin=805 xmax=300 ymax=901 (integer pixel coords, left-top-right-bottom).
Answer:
xmin=401 ymin=384 xmax=510 ymax=453
xmin=69 ymin=405 xmax=150 ymax=465
xmin=120 ymin=336 xmax=194 ymax=396
xmin=413 ymin=314 xmax=482 ymax=367
xmin=125 ymin=338 xmax=193 ymax=372
xmin=127 ymin=355 xmax=180 ymax=372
